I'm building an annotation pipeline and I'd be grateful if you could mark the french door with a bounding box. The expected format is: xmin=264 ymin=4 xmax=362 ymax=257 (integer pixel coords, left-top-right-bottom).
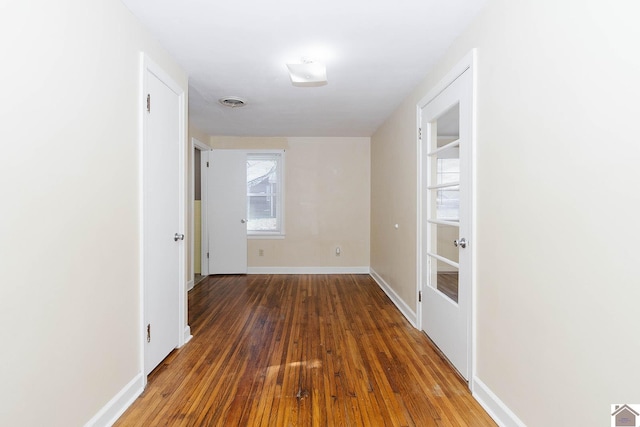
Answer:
xmin=420 ymin=66 xmax=473 ymax=380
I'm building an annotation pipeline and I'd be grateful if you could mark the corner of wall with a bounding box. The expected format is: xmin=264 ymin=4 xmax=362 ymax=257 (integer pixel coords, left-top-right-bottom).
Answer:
xmin=472 ymin=377 xmax=526 ymax=427
xmin=83 ymin=373 xmax=144 ymax=427
xmin=369 ymin=268 xmax=417 ymax=327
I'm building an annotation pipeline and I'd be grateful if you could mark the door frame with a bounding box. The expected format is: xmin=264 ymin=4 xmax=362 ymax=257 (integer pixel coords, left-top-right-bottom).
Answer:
xmin=190 ymin=137 xmax=211 ymax=283
xmin=416 ymin=49 xmax=477 ymax=389
xmin=139 ymin=53 xmax=189 ymax=381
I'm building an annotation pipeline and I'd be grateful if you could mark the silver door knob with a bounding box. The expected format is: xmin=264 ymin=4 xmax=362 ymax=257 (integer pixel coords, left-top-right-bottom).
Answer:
xmin=454 ymin=238 xmax=467 ymax=248
xmin=240 ymin=219 xmax=247 ymax=224
xmin=174 ymin=233 xmax=185 ymax=241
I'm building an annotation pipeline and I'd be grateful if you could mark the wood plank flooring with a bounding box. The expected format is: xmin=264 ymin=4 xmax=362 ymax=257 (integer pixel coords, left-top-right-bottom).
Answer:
xmin=114 ymin=274 xmax=495 ymax=426
xmin=437 ymin=272 xmax=459 ymax=303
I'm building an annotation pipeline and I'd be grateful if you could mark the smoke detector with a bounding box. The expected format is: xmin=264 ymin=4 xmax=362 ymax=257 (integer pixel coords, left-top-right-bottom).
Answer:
xmin=218 ymin=96 xmax=247 ymax=108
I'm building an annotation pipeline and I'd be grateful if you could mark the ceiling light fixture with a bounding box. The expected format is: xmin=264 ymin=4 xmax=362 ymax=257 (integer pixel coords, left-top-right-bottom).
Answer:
xmin=286 ymin=58 xmax=327 ymax=87
xmin=218 ymin=96 xmax=247 ymax=108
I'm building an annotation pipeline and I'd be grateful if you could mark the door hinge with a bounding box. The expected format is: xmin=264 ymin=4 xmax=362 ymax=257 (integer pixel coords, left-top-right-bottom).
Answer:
xmin=418 ymin=291 xmax=422 ymax=302
xmin=146 ymin=94 xmax=151 ymax=113
xmin=146 ymin=323 xmax=151 ymax=342
xmin=206 ymin=161 xmax=209 ymax=167
xmin=418 ymin=127 xmax=422 ymax=140
xmin=206 ymin=252 xmax=209 ymax=259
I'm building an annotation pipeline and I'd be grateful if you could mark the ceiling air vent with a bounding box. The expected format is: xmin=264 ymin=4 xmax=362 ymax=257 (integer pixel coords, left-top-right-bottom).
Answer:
xmin=218 ymin=96 xmax=247 ymax=108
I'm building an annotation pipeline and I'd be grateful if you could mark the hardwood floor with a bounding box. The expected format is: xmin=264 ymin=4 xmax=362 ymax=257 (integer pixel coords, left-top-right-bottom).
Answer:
xmin=437 ymin=272 xmax=459 ymax=303
xmin=194 ymin=273 xmax=206 ymax=286
xmin=115 ymin=274 xmax=494 ymax=426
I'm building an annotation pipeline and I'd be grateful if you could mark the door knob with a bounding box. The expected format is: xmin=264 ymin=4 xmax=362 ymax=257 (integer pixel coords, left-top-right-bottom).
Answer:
xmin=240 ymin=219 xmax=247 ymax=224
xmin=174 ymin=233 xmax=185 ymax=241
xmin=454 ymin=238 xmax=467 ymax=248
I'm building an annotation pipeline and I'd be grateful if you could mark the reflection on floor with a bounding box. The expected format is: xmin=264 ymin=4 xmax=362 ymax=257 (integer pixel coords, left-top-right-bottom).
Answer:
xmin=114 ymin=274 xmax=495 ymax=426
xmin=437 ymin=272 xmax=459 ymax=303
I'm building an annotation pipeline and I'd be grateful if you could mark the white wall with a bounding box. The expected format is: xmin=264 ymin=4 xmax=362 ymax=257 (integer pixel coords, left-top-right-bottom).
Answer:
xmin=209 ymin=136 xmax=371 ymax=271
xmin=0 ymin=1 xmax=187 ymax=425
xmin=371 ymin=0 xmax=640 ymax=425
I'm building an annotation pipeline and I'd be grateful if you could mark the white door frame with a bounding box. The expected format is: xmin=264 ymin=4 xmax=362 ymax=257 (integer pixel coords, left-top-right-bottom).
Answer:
xmin=140 ymin=53 xmax=189 ymax=381
xmin=416 ymin=49 xmax=477 ymax=389
xmin=190 ymin=137 xmax=211 ymax=283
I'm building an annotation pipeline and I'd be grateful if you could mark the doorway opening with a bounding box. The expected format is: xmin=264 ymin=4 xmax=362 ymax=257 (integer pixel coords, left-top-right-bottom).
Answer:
xmin=191 ymin=137 xmax=211 ymax=288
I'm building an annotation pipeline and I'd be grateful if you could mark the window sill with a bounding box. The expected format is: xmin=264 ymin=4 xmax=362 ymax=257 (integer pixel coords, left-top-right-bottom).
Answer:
xmin=248 ymin=234 xmax=286 ymax=240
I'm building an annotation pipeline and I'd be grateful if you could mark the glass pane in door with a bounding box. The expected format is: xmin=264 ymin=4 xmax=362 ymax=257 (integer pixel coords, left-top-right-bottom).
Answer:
xmin=431 ymin=261 xmax=459 ymax=303
xmin=436 ymin=185 xmax=459 ymax=221
xmin=433 ymin=143 xmax=460 ymax=221
xmin=431 ymin=223 xmax=459 ymax=264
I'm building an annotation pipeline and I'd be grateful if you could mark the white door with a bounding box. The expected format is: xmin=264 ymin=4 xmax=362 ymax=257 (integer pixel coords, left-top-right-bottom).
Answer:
xmin=420 ymin=68 xmax=473 ymax=380
xmin=207 ymin=150 xmax=248 ymax=274
xmin=143 ymin=67 xmax=182 ymax=375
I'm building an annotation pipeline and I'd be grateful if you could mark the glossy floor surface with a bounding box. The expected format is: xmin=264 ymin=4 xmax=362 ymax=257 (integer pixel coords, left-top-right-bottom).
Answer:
xmin=115 ymin=274 xmax=495 ymax=426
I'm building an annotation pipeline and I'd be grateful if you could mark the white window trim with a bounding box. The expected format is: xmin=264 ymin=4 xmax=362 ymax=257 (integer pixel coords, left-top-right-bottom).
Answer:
xmin=246 ymin=149 xmax=285 ymax=239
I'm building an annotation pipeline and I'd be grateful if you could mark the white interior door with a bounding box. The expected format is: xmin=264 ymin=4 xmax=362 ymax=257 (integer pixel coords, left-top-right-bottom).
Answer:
xmin=420 ymin=68 xmax=472 ymax=380
xmin=143 ymin=67 xmax=182 ymax=374
xmin=207 ymin=150 xmax=248 ymax=274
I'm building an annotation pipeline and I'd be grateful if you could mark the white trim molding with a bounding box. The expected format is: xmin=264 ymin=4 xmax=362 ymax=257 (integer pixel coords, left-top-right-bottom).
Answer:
xmin=191 ymin=137 xmax=211 ymax=279
xmin=472 ymin=377 xmax=526 ymax=427
xmin=183 ymin=325 xmax=193 ymax=345
xmin=247 ymin=266 xmax=370 ymax=275
xmin=370 ymin=268 xmax=417 ymax=327
xmin=83 ymin=373 xmax=144 ymax=427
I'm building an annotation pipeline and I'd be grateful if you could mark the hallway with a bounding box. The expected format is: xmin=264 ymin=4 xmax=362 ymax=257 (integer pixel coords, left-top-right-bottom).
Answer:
xmin=115 ymin=274 xmax=494 ymax=426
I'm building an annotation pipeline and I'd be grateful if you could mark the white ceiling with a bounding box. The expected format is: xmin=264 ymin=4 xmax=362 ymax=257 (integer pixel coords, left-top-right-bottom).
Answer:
xmin=121 ymin=0 xmax=486 ymax=137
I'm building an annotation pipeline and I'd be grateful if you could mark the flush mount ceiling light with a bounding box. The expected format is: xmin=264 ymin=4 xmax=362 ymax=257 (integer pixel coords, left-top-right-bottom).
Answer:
xmin=286 ymin=59 xmax=327 ymax=87
xmin=218 ymin=96 xmax=247 ymax=108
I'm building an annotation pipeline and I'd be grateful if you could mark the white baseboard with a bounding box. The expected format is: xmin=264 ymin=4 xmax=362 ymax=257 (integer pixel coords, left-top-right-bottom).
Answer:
xmin=182 ymin=325 xmax=193 ymax=345
xmin=187 ymin=279 xmax=194 ymax=291
xmin=84 ymin=372 xmax=144 ymax=427
xmin=472 ymin=377 xmax=526 ymax=427
xmin=247 ymin=266 xmax=370 ymax=275
xmin=369 ymin=268 xmax=417 ymax=327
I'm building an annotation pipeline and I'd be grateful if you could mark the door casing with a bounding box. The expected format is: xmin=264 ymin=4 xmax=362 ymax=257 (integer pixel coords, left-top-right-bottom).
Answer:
xmin=191 ymin=138 xmax=211 ymax=282
xmin=416 ymin=49 xmax=477 ymax=389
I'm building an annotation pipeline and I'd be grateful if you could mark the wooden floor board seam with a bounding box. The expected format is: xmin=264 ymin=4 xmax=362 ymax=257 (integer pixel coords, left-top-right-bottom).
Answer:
xmin=115 ymin=274 xmax=495 ymax=426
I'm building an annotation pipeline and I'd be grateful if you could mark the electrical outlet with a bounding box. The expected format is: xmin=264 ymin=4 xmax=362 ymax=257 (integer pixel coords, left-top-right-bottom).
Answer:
xmin=335 ymin=247 xmax=341 ymax=256
xmin=258 ymin=249 xmax=264 ymax=256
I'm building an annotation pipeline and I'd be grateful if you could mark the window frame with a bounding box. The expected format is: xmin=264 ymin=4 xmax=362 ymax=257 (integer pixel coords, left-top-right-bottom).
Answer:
xmin=246 ymin=150 xmax=285 ymax=239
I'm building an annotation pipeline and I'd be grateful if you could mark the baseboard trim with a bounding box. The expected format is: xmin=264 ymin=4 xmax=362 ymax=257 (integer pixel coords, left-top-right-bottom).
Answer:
xmin=472 ymin=377 xmax=525 ymax=427
xmin=187 ymin=279 xmax=194 ymax=291
xmin=84 ymin=372 xmax=144 ymax=427
xmin=247 ymin=266 xmax=370 ymax=275
xmin=369 ymin=268 xmax=417 ymax=327
xmin=183 ymin=325 xmax=193 ymax=345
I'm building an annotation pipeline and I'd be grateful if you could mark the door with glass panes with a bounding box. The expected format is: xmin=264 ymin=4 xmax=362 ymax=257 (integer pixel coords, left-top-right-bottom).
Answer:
xmin=420 ymin=68 xmax=472 ymax=380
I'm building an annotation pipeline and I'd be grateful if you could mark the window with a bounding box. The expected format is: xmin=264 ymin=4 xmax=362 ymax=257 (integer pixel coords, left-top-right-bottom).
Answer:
xmin=247 ymin=151 xmax=284 ymax=237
